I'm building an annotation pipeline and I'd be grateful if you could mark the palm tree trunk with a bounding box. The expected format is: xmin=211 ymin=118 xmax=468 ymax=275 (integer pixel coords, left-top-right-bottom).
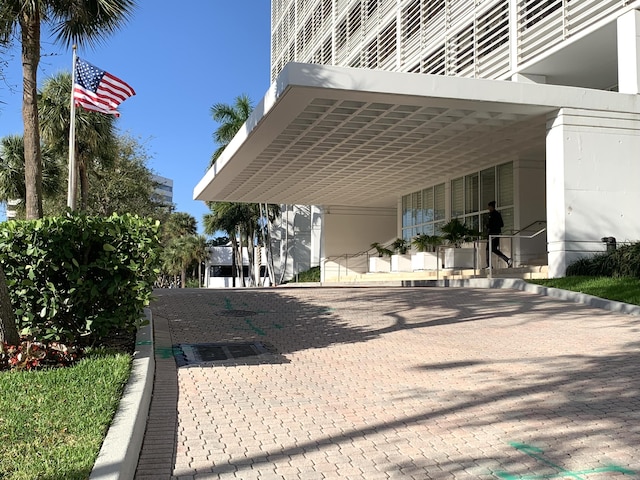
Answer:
xmin=20 ymin=11 xmax=44 ymax=220
xmin=0 ymin=266 xmax=20 ymax=345
xmin=79 ymin=157 xmax=89 ymax=210
xmin=180 ymin=268 xmax=186 ymax=288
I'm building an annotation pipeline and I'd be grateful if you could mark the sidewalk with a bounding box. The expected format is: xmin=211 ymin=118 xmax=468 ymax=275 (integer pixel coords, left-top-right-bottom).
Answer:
xmin=134 ymin=286 xmax=640 ymax=479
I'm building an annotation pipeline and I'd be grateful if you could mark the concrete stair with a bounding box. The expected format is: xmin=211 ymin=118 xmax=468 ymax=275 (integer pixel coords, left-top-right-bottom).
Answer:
xmin=322 ymin=265 xmax=548 ymax=286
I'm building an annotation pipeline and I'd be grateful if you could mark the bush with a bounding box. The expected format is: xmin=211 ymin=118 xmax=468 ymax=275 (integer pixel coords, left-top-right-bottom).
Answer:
xmin=567 ymin=241 xmax=640 ymax=278
xmin=0 ymin=213 xmax=161 ymax=343
xmin=290 ymin=266 xmax=320 ymax=283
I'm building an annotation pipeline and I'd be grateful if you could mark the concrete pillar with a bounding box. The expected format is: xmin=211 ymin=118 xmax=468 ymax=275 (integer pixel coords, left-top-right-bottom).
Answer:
xmin=546 ymin=107 xmax=640 ymax=277
xmin=617 ymin=9 xmax=640 ymax=94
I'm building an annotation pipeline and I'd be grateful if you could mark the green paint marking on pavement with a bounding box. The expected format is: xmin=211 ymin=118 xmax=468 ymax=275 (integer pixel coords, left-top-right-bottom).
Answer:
xmin=136 ymin=340 xmax=152 ymax=345
xmin=155 ymin=346 xmax=181 ymax=359
xmin=245 ymin=318 xmax=266 ymax=336
xmin=494 ymin=443 xmax=636 ymax=479
xmin=224 ymin=297 xmax=233 ymax=310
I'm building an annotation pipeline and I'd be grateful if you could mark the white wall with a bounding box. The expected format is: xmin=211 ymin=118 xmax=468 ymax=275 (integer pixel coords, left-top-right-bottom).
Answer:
xmin=514 ymin=156 xmax=547 ymax=265
xmin=321 ymin=205 xmax=397 ymax=281
xmin=546 ymin=107 xmax=640 ymax=277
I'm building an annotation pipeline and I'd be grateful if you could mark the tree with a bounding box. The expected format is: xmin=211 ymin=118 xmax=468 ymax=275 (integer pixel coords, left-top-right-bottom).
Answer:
xmin=209 ymin=94 xmax=253 ymax=167
xmin=203 ymin=202 xmax=247 ymax=287
xmin=39 ymin=71 xmax=118 ymax=210
xmin=0 ymin=134 xmax=63 ymax=216
xmin=191 ymin=235 xmax=209 ymax=288
xmin=0 ymin=0 xmax=136 ymax=219
xmin=84 ymin=134 xmax=165 ymax=218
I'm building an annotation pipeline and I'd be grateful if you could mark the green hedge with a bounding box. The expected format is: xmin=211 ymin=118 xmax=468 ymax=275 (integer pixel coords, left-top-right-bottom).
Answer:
xmin=0 ymin=213 xmax=161 ymax=343
xmin=566 ymin=241 xmax=640 ymax=278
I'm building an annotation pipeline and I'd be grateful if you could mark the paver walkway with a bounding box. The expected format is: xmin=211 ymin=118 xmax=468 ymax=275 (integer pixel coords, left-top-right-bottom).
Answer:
xmin=135 ymin=287 xmax=640 ymax=479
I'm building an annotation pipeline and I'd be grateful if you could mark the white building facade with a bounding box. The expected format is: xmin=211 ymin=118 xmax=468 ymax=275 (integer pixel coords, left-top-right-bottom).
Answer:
xmin=195 ymin=0 xmax=640 ymax=279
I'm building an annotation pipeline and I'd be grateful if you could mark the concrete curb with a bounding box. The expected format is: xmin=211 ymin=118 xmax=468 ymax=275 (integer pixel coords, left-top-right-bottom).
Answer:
xmin=89 ymin=308 xmax=155 ymax=480
xmin=429 ymin=277 xmax=640 ymax=316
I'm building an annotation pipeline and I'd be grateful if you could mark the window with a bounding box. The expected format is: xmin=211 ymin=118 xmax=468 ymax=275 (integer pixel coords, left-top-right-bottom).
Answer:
xmin=401 ymin=183 xmax=446 ymax=240
xmin=450 ymin=162 xmax=513 ymax=233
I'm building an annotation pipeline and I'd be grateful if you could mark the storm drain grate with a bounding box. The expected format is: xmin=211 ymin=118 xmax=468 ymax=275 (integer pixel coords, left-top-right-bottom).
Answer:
xmin=174 ymin=342 xmax=270 ymax=366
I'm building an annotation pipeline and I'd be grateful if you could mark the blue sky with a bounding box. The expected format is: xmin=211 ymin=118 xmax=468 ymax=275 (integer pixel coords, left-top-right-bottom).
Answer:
xmin=0 ymin=1 xmax=272 ymax=231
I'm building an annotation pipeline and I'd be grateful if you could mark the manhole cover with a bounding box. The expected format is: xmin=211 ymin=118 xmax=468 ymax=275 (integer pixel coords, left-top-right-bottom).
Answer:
xmin=215 ymin=310 xmax=256 ymax=317
xmin=174 ymin=342 xmax=270 ymax=365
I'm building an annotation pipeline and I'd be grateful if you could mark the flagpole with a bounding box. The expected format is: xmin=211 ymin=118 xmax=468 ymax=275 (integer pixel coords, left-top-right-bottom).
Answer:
xmin=67 ymin=45 xmax=77 ymax=209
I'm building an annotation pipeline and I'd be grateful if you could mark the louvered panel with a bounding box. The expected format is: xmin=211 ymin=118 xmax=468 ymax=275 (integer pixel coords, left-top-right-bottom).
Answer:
xmin=335 ymin=0 xmax=351 ymax=17
xmin=517 ymin=0 xmax=563 ymax=64
xmin=448 ymin=23 xmax=474 ymax=77
xmin=379 ymin=0 xmax=397 ymax=23
xmin=401 ymin=0 xmax=422 ymax=68
xmin=297 ymin=0 xmax=313 ymax=26
xmin=335 ymin=15 xmax=349 ymax=65
xmin=423 ymin=44 xmax=446 ymax=75
xmin=424 ymin=9 xmax=446 ymax=51
xmin=347 ymin=2 xmax=363 ymax=45
xmin=448 ymin=0 xmax=475 ymax=31
xmin=314 ymin=0 xmax=333 ymax=42
xmin=476 ymin=0 xmax=509 ymax=78
xmin=363 ymin=0 xmax=379 ymax=37
xmin=378 ymin=19 xmax=397 ymax=69
xmin=364 ymin=36 xmax=378 ymax=68
xmin=566 ymin=0 xmax=621 ymax=34
xmin=477 ymin=42 xmax=509 ymax=78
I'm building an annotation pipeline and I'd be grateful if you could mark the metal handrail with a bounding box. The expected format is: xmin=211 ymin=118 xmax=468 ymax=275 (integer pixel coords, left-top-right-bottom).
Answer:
xmin=322 ymin=240 xmax=397 ymax=282
xmin=507 ymin=219 xmax=547 ymax=236
xmin=487 ymin=227 xmax=547 ymax=279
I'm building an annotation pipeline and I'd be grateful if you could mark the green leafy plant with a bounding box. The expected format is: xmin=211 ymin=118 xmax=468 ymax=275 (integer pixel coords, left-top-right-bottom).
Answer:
xmin=0 ymin=212 xmax=161 ymax=344
xmin=440 ymin=218 xmax=479 ymax=248
xmin=370 ymin=242 xmax=393 ymax=258
xmin=412 ymin=234 xmax=442 ymax=253
xmin=566 ymin=241 xmax=640 ymax=278
xmin=391 ymin=238 xmax=409 ymax=255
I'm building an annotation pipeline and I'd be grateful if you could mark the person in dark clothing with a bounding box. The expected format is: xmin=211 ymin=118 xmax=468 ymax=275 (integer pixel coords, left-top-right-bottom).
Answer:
xmin=485 ymin=201 xmax=512 ymax=268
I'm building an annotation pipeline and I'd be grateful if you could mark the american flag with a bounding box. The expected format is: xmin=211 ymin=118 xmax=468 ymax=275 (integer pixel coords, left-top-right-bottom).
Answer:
xmin=73 ymin=58 xmax=135 ymax=117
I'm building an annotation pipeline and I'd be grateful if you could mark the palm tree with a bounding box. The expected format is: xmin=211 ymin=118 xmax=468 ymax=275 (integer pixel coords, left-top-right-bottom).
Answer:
xmin=0 ymin=134 xmax=62 ymax=211
xmin=39 ymin=72 xmax=117 ymax=210
xmin=203 ymin=202 xmax=247 ymax=287
xmin=0 ymin=0 xmax=136 ymax=219
xmin=191 ymin=235 xmax=209 ymax=288
xmin=209 ymin=94 xmax=253 ymax=167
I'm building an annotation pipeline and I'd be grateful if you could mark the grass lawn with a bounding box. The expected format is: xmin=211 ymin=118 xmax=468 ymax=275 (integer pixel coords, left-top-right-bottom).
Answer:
xmin=0 ymin=350 xmax=132 ymax=480
xmin=527 ymin=276 xmax=640 ymax=306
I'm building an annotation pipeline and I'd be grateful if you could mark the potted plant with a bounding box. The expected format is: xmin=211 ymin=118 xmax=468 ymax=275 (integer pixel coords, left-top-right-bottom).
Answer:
xmin=369 ymin=242 xmax=393 ymax=272
xmin=411 ymin=234 xmax=441 ymax=270
xmin=440 ymin=218 xmax=480 ymax=269
xmin=390 ymin=238 xmax=412 ymax=272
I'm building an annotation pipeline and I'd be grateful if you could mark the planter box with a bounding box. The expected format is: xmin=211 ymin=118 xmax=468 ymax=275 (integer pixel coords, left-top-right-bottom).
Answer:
xmin=444 ymin=247 xmax=475 ymax=269
xmin=391 ymin=254 xmax=412 ymax=272
xmin=369 ymin=256 xmax=391 ymax=273
xmin=411 ymin=252 xmax=439 ymax=270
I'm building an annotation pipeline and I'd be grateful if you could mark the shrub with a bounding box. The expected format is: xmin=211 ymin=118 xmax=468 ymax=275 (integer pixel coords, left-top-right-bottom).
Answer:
xmin=290 ymin=266 xmax=320 ymax=283
xmin=567 ymin=241 xmax=640 ymax=278
xmin=0 ymin=213 xmax=161 ymax=343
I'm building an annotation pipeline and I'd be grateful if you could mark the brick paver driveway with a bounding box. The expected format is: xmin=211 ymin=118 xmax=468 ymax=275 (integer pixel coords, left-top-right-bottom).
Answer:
xmin=136 ymin=287 xmax=640 ymax=480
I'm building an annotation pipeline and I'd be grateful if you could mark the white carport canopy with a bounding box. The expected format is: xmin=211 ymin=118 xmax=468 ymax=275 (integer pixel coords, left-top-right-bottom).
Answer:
xmin=193 ymin=62 xmax=634 ymax=209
